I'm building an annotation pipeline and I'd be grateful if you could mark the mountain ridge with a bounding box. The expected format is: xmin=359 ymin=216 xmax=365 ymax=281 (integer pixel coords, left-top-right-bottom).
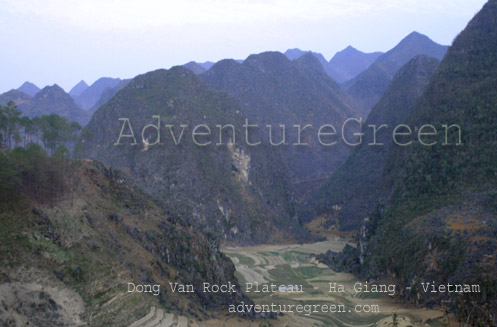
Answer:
xmin=284 ymin=47 xmax=383 ymax=83
xmin=345 ymin=31 xmax=448 ymax=114
xmin=330 ymin=2 xmax=497 ymax=325
xmin=1 ymin=85 xmax=90 ymax=126
xmin=17 ymin=81 xmax=40 ymax=97
xmin=78 ymin=66 xmax=309 ymax=245
xmin=74 ymin=77 xmax=121 ymax=110
xmin=304 ymin=55 xmax=440 ymax=230
xmin=69 ymin=80 xmax=89 ymax=97
xmin=202 ymin=51 xmax=359 ymax=199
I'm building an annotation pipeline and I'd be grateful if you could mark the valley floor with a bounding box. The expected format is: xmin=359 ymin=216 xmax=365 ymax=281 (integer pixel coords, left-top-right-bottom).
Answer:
xmin=124 ymin=235 xmax=458 ymax=327
xmin=221 ymin=236 xmax=452 ymax=327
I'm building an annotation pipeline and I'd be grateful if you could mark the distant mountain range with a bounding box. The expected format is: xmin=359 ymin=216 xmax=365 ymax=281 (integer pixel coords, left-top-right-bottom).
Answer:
xmin=2 ymin=4 xmax=496 ymax=323
xmin=0 ymin=89 xmax=33 ymax=107
xmin=183 ymin=61 xmax=207 ymax=74
xmin=72 ymin=77 xmax=122 ymax=110
xmin=344 ymin=32 xmax=448 ymax=114
xmin=183 ymin=60 xmax=228 ymax=74
xmin=68 ymin=80 xmax=89 ymax=97
xmin=284 ymin=47 xmax=383 ymax=83
xmin=1 ymin=85 xmax=91 ymax=126
xmin=90 ymin=79 xmax=131 ymax=112
xmin=329 ymin=46 xmax=383 ymax=83
xmin=183 ymin=60 xmax=217 ymax=74
xmin=5 ymin=31 xmax=447 ymax=127
xmin=17 ymin=81 xmax=40 ymax=96
xmin=2 ymin=76 xmax=130 ymax=125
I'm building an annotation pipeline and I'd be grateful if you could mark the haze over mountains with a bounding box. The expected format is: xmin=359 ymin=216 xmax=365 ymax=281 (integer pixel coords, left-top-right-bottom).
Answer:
xmin=2 ymin=31 xmax=448 ymax=131
xmin=68 ymin=80 xmax=89 ymax=97
xmin=344 ymin=32 xmax=448 ymax=114
xmin=17 ymin=81 xmax=40 ymax=97
xmin=0 ymin=89 xmax=32 ymax=108
xmin=0 ymin=77 xmax=128 ymax=126
xmin=73 ymin=77 xmax=122 ymax=110
xmin=284 ymin=46 xmax=383 ymax=83
xmin=1 ymin=84 xmax=91 ymax=126
xmin=2 ymin=1 xmax=497 ymax=324
xmin=0 ymin=30 xmax=455 ymax=207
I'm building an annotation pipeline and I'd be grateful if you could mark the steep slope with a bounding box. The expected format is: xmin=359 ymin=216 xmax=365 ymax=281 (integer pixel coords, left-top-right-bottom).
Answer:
xmin=328 ymin=46 xmax=383 ymax=83
xmin=69 ymin=80 xmax=89 ymax=97
xmin=75 ymin=77 xmax=122 ymax=110
xmin=345 ymin=32 xmax=448 ymax=114
xmin=202 ymin=51 xmax=359 ymax=198
xmin=78 ymin=66 xmax=307 ymax=245
xmin=375 ymin=32 xmax=447 ymax=74
xmin=0 ymin=151 xmax=248 ymax=326
xmin=17 ymin=81 xmax=40 ymax=96
xmin=304 ymin=55 xmax=440 ymax=230
xmin=23 ymin=85 xmax=91 ymax=126
xmin=348 ymin=2 xmax=497 ymax=325
xmin=91 ymin=79 xmax=131 ymax=112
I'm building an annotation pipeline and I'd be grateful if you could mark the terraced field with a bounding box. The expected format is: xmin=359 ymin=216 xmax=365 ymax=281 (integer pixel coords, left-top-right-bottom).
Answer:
xmin=223 ymin=237 xmax=451 ymax=327
xmin=128 ymin=236 xmax=452 ymax=327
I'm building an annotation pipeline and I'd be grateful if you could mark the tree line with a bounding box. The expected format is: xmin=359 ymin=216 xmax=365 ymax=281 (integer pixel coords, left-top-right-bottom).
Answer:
xmin=0 ymin=101 xmax=81 ymax=155
xmin=0 ymin=101 xmax=84 ymax=208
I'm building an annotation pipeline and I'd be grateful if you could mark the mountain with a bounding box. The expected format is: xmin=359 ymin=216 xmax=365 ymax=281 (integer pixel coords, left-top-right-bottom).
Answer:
xmin=328 ymin=46 xmax=383 ymax=83
xmin=78 ymin=66 xmax=308 ymax=245
xmin=27 ymin=85 xmax=91 ymax=125
xmin=284 ymin=48 xmax=328 ymax=66
xmin=345 ymin=32 xmax=448 ymax=114
xmin=284 ymin=49 xmax=329 ymax=66
xmin=90 ymin=79 xmax=131 ymax=112
xmin=69 ymin=80 xmax=89 ymax=97
xmin=284 ymin=49 xmax=339 ymax=81
xmin=1 ymin=85 xmax=91 ymax=126
xmin=202 ymin=51 xmax=359 ymax=198
xmin=0 ymin=151 xmax=248 ymax=326
xmin=197 ymin=61 xmax=214 ymax=70
xmin=183 ymin=61 xmax=215 ymax=73
xmin=284 ymin=48 xmax=309 ymax=60
xmin=0 ymin=89 xmax=32 ymax=106
xmin=183 ymin=61 xmax=207 ymax=74
xmin=304 ymin=55 xmax=440 ymax=230
xmin=284 ymin=47 xmax=383 ymax=83
xmin=74 ymin=77 xmax=121 ymax=110
xmin=17 ymin=81 xmax=40 ymax=96
xmin=331 ymin=2 xmax=497 ymax=324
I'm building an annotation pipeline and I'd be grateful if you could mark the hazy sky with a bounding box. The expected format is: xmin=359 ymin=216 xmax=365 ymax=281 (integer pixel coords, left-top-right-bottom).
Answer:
xmin=0 ymin=0 xmax=487 ymax=93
